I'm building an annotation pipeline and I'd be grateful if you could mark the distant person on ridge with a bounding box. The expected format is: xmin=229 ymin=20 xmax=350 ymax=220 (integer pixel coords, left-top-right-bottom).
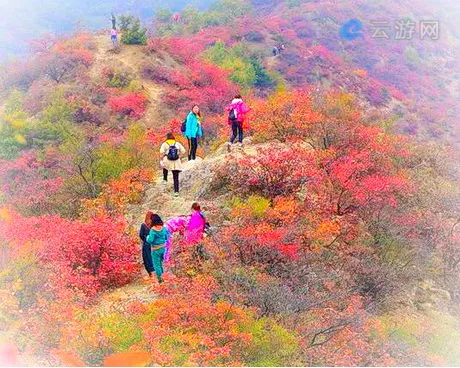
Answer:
xmin=226 ymin=94 xmax=251 ymax=151
xmin=110 ymin=28 xmax=118 ymax=47
xmin=111 ymin=13 xmax=116 ymax=29
xmin=172 ymin=13 xmax=181 ymax=22
xmin=160 ymin=132 xmax=186 ymax=197
xmin=146 ymin=214 xmax=169 ymax=283
xmin=183 ymin=105 xmax=203 ymax=162
xmin=139 ymin=211 xmax=155 ymax=279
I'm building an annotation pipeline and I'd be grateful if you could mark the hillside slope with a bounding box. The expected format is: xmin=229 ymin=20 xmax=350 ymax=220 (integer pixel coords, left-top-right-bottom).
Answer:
xmin=1 ymin=1 xmax=459 ymax=366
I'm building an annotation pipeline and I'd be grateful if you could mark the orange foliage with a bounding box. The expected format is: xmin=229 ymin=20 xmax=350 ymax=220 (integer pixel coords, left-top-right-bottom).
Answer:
xmin=51 ymin=349 xmax=86 ymax=367
xmin=81 ymin=168 xmax=154 ymax=219
xmin=103 ymin=351 xmax=151 ymax=367
xmin=250 ymin=90 xmax=323 ymax=142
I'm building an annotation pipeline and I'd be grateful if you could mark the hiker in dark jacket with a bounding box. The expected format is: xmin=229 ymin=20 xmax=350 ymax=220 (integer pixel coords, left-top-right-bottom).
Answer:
xmin=139 ymin=211 xmax=155 ymax=278
xmin=111 ymin=13 xmax=116 ymax=29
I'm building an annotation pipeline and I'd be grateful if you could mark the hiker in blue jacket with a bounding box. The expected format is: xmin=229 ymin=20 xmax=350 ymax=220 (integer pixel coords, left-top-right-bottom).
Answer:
xmin=146 ymin=214 xmax=170 ymax=283
xmin=183 ymin=105 xmax=203 ymax=161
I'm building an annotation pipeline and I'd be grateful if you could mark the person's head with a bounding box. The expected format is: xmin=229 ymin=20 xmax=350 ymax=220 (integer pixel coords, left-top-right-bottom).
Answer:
xmin=166 ymin=132 xmax=175 ymax=140
xmin=191 ymin=202 xmax=201 ymax=212
xmin=145 ymin=211 xmax=154 ymax=227
xmin=191 ymin=104 xmax=200 ymax=116
xmin=151 ymin=214 xmax=164 ymax=227
xmin=234 ymin=94 xmax=242 ymax=100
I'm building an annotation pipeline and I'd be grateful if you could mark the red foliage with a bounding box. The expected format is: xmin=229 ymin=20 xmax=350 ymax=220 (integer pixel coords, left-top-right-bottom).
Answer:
xmin=108 ymin=93 xmax=148 ymax=119
xmin=218 ymin=144 xmax=319 ymax=198
xmin=0 ymin=213 xmax=138 ymax=301
xmin=0 ymin=151 xmax=64 ymax=215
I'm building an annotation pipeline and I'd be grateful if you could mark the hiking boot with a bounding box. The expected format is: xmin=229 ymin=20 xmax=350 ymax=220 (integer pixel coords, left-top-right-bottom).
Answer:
xmin=162 ymin=180 xmax=167 ymax=186
xmin=174 ymin=192 xmax=180 ymax=197
xmin=227 ymin=142 xmax=232 ymax=152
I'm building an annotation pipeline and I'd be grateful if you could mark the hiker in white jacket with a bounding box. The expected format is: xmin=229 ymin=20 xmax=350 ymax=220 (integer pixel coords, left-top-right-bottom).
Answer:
xmin=160 ymin=133 xmax=186 ymax=197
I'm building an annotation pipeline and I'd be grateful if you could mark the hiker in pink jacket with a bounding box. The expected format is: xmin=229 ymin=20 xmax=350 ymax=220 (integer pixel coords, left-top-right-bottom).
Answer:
xmin=185 ymin=202 xmax=210 ymax=260
xmin=164 ymin=215 xmax=190 ymax=262
xmin=184 ymin=203 xmax=206 ymax=245
xmin=226 ymin=94 xmax=251 ymax=150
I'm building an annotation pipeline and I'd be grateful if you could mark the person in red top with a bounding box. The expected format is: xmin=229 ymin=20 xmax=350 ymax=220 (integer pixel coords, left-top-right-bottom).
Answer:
xmin=226 ymin=94 xmax=251 ymax=150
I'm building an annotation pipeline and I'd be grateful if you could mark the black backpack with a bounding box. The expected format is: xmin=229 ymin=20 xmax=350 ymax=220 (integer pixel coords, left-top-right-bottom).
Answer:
xmin=167 ymin=142 xmax=179 ymax=161
xmin=181 ymin=118 xmax=187 ymax=133
xmin=228 ymin=108 xmax=237 ymax=122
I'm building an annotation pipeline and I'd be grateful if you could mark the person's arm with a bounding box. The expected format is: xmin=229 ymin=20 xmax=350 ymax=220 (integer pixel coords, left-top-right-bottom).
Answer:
xmin=199 ymin=212 xmax=207 ymax=231
xmin=184 ymin=113 xmax=193 ymax=137
xmin=146 ymin=229 xmax=155 ymax=244
xmin=139 ymin=224 xmax=147 ymax=242
xmin=242 ymin=102 xmax=251 ymax=114
xmin=160 ymin=142 xmax=168 ymax=155
xmin=179 ymin=142 xmax=186 ymax=156
xmin=164 ymin=228 xmax=171 ymax=243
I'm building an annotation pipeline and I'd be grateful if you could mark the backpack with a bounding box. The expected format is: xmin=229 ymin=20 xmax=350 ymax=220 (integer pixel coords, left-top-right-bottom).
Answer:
xmin=166 ymin=142 xmax=179 ymax=161
xmin=181 ymin=118 xmax=187 ymax=133
xmin=228 ymin=107 xmax=238 ymax=122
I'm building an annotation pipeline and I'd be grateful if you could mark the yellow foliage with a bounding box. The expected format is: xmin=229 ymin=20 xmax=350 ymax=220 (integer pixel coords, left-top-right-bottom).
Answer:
xmin=0 ymin=207 xmax=12 ymax=222
xmin=353 ymin=69 xmax=368 ymax=78
xmin=13 ymin=133 xmax=27 ymax=145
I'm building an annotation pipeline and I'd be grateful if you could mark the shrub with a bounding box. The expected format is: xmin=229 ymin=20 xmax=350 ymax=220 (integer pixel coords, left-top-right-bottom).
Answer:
xmin=108 ymin=93 xmax=148 ymax=119
xmin=245 ymin=30 xmax=265 ymax=42
xmin=102 ymin=67 xmax=134 ymax=89
xmin=37 ymin=215 xmax=138 ymax=300
xmin=119 ymin=15 xmax=147 ymax=45
xmin=239 ymin=318 xmax=300 ymax=366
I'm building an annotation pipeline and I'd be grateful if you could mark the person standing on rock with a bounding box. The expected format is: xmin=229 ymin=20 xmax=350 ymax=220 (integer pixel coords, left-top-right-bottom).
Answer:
xmin=226 ymin=94 xmax=251 ymax=151
xmin=139 ymin=211 xmax=155 ymax=279
xmin=111 ymin=13 xmax=117 ymax=30
xmin=146 ymin=214 xmax=170 ymax=283
xmin=183 ymin=105 xmax=203 ymax=162
xmin=160 ymin=132 xmax=186 ymax=197
xmin=110 ymin=28 xmax=118 ymax=47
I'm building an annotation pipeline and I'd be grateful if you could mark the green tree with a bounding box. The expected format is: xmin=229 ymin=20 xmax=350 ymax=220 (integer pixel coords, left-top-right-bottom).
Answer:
xmin=203 ymin=41 xmax=275 ymax=89
xmin=119 ymin=15 xmax=147 ymax=45
xmin=0 ymin=90 xmax=30 ymax=159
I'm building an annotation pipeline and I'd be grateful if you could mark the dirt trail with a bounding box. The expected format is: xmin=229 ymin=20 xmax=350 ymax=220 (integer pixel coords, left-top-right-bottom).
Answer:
xmin=88 ymin=35 xmax=271 ymax=310
xmin=125 ymin=139 xmax=267 ymax=228
xmin=90 ymin=35 xmax=162 ymax=120
xmin=92 ymin=142 xmax=264 ymax=313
